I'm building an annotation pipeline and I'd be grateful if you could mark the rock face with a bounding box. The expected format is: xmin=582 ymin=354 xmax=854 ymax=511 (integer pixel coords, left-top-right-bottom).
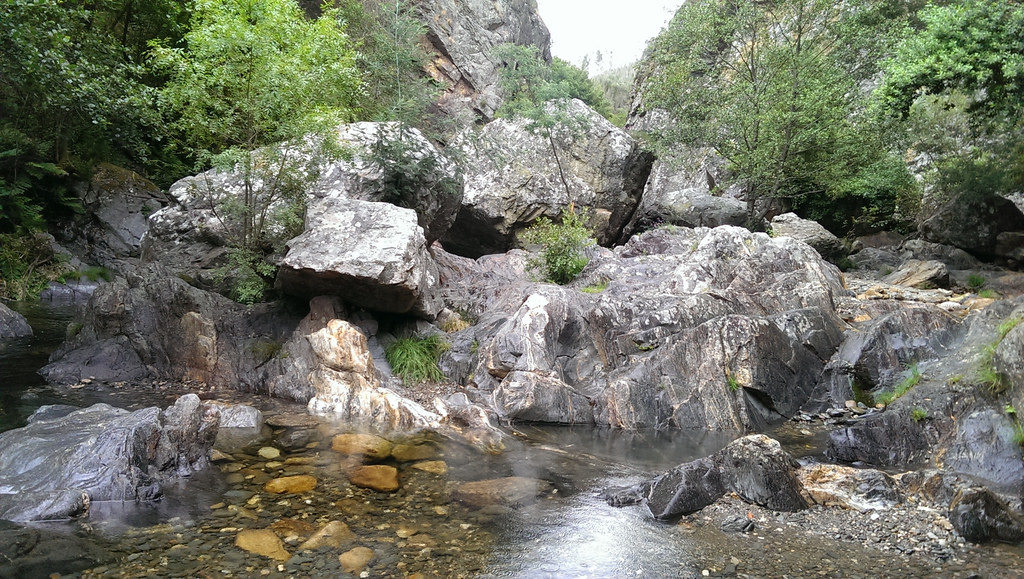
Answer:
xmin=41 ymin=264 xmax=300 ymax=389
xmin=0 ymin=520 xmax=114 ymax=578
xmin=61 ymin=163 xmax=166 ymax=265
xmin=444 ymin=99 xmax=654 ymax=257
xmin=441 ymin=225 xmax=847 ymax=430
xmin=770 ymin=213 xmax=845 ymax=262
xmin=612 ymin=435 xmax=807 ymax=520
xmin=416 ymin=0 xmax=551 ymax=119
xmin=919 ymin=192 xmax=1024 ymax=264
xmin=0 ymin=303 xmax=31 ymax=339
xmin=883 ymin=259 xmax=949 ymax=289
xmin=948 ymin=488 xmax=1024 ymax=544
xmin=276 ymin=197 xmax=442 ymax=317
xmin=143 ymin=122 xmax=460 ymax=308
xmin=621 ymin=158 xmax=750 ymax=238
xmin=0 ymin=395 xmax=218 ymax=522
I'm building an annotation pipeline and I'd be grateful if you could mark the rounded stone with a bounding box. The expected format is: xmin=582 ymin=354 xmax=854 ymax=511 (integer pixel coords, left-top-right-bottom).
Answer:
xmin=234 ymin=529 xmax=290 ymax=561
xmin=258 ymin=447 xmax=281 ymax=459
xmin=339 ymin=546 xmax=374 ymax=574
xmin=264 ymin=475 xmax=318 ymax=494
xmin=348 ymin=465 xmax=399 ymax=492
xmin=331 ymin=433 xmax=393 ymax=461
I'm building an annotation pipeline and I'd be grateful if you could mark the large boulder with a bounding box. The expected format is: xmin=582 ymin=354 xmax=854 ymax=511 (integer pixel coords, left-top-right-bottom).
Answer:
xmin=443 ymin=99 xmax=654 ymax=257
xmin=415 ymin=0 xmax=551 ymax=119
xmin=276 ymin=197 xmax=442 ymax=317
xmin=621 ymin=158 xmax=750 ymax=238
xmin=143 ymin=122 xmax=461 ymax=291
xmin=770 ymin=213 xmax=845 ymax=262
xmin=441 ymin=225 xmax=847 ymax=430
xmin=919 ymin=192 xmax=1024 ymax=264
xmin=0 ymin=394 xmax=218 ymax=522
xmin=0 ymin=303 xmax=31 ymax=339
xmin=41 ymin=264 xmax=300 ymax=389
xmin=61 ymin=163 xmax=168 ymax=266
xmin=613 ymin=435 xmax=807 ymax=520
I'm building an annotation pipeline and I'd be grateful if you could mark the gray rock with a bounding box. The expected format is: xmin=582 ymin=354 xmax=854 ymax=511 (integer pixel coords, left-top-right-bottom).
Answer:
xmin=899 ymin=239 xmax=982 ymax=270
xmin=641 ymin=435 xmax=807 ymax=520
xmin=847 ymin=248 xmax=902 ymax=273
xmin=277 ymin=197 xmax=442 ymax=317
xmin=26 ymin=404 xmax=80 ymax=423
xmin=919 ymin=192 xmax=1024 ymax=263
xmin=0 ymin=303 xmax=31 ymax=339
xmin=771 ymin=213 xmax=845 ymax=261
xmin=884 ymin=259 xmax=949 ymax=289
xmin=444 ymin=99 xmax=653 ymax=256
xmin=62 ymin=163 xmax=167 ymax=266
xmin=948 ymin=488 xmax=1024 ymax=544
xmin=0 ymin=520 xmax=114 ymax=578
xmin=943 ymin=409 xmax=1024 ymax=492
xmin=207 ymin=401 xmax=264 ymax=429
xmin=416 ymin=0 xmax=551 ymax=119
xmin=0 ymin=395 xmax=218 ymax=522
xmin=797 ymin=464 xmax=900 ymax=511
xmin=41 ymin=264 xmax=300 ymax=389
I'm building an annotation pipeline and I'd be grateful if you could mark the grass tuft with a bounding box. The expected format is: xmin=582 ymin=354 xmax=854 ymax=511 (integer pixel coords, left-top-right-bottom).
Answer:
xmin=877 ymin=363 xmax=921 ymax=405
xmin=581 ymin=281 xmax=608 ymax=294
xmin=386 ymin=335 xmax=449 ymax=383
xmin=966 ymin=273 xmax=987 ymax=291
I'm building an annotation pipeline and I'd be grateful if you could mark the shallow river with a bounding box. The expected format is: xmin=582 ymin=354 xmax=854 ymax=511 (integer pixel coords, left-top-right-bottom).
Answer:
xmin=4 ymin=302 xmax=1024 ymax=578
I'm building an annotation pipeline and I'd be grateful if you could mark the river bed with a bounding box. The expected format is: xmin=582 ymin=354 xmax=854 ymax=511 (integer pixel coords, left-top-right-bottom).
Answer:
xmin=3 ymin=302 xmax=1024 ymax=577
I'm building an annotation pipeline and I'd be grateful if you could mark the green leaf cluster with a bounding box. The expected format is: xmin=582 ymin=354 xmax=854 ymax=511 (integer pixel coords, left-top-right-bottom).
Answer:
xmin=521 ymin=207 xmax=596 ymax=285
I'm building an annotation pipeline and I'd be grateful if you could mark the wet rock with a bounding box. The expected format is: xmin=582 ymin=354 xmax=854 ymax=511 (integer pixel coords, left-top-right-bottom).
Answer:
xmin=331 ymin=433 xmax=394 ymax=461
xmin=640 ymin=435 xmax=806 ymax=520
xmin=258 ymin=447 xmax=281 ymax=460
xmin=390 ymin=443 xmax=437 ymax=462
xmin=721 ymin=514 xmax=757 ymax=533
xmin=770 ymin=213 xmax=845 ymax=262
xmin=235 ymin=529 xmax=290 ymax=561
xmin=264 ymin=475 xmax=318 ymax=494
xmin=338 ymin=546 xmax=375 ymax=574
xmin=269 ymin=519 xmax=317 ymax=541
xmin=797 ymin=464 xmax=900 ymax=511
xmin=943 ymin=409 xmax=1024 ymax=491
xmin=453 ymin=477 xmax=550 ymax=508
xmin=208 ymin=402 xmax=264 ymax=429
xmin=445 ymin=99 xmax=653 ymax=256
xmin=884 ymin=259 xmax=949 ymax=289
xmin=826 ymin=411 xmax=931 ymax=467
xmin=0 ymin=520 xmax=114 ymax=579
xmin=277 ymin=197 xmax=442 ymax=317
xmin=265 ymin=413 xmax=322 ymax=429
xmin=411 ymin=461 xmax=448 ymax=475
xmin=276 ymin=428 xmax=313 ymax=451
xmin=0 ymin=394 xmax=218 ymax=522
xmin=298 ymin=521 xmax=355 ymax=550
xmin=0 ymin=490 xmax=90 ymax=522
xmin=492 ymin=370 xmax=595 ymax=424
xmin=348 ymin=465 xmax=399 ymax=492
xmin=0 ymin=303 xmax=31 ymax=339
xmin=26 ymin=404 xmax=79 ymax=423
xmin=948 ymin=488 xmax=1024 ymax=544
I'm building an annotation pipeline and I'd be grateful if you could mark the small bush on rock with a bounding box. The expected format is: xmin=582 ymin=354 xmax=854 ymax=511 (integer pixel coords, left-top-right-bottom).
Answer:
xmin=386 ymin=335 xmax=449 ymax=383
xmin=521 ymin=207 xmax=595 ymax=285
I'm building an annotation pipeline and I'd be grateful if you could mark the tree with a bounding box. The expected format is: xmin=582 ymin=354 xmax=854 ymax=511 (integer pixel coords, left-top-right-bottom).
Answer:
xmin=643 ymin=0 xmax=917 ymax=232
xmin=151 ymin=0 xmax=362 ymax=302
xmin=876 ymin=0 xmax=1024 ymax=201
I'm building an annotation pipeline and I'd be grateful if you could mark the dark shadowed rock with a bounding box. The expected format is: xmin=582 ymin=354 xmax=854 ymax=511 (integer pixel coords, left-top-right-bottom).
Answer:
xmin=0 ymin=520 xmax=114 ymax=579
xmin=948 ymin=488 xmax=1024 ymax=544
xmin=943 ymin=409 xmax=1024 ymax=492
xmin=826 ymin=411 xmax=931 ymax=466
xmin=0 ymin=303 xmax=31 ymax=339
xmin=0 ymin=395 xmax=218 ymax=522
xmin=919 ymin=192 xmax=1024 ymax=263
xmin=641 ymin=435 xmax=806 ymax=520
xmin=444 ymin=99 xmax=653 ymax=257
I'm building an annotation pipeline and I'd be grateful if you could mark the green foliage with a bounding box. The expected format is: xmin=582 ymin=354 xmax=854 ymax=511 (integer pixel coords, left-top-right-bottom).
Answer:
xmin=1005 ymin=404 xmax=1017 ymax=416
xmin=911 ymin=407 xmax=928 ymax=422
xmin=250 ymin=339 xmax=283 ymax=362
xmin=385 ymin=335 xmax=449 ymax=383
xmin=979 ymin=289 xmax=1000 ymax=299
xmin=997 ymin=317 xmax=1022 ymax=341
xmin=643 ymin=0 xmax=917 ymax=232
xmin=592 ymin=64 xmax=635 ymax=127
xmin=1014 ymin=422 xmax=1024 ymax=448
xmin=212 ymin=248 xmax=278 ymax=305
xmin=877 ymin=363 xmax=921 ymax=405
xmin=0 ymin=232 xmax=71 ymax=300
xmin=967 ymin=274 xmax=987 ymax=291
xmin=581 ymin=281 xmax=608 ymax=294
xmin=369 ymin=125 xmax=461 ymax=209
xmin=521 ymin=207 xmax=595 ymax=285
xmin=496 ymin=44 xmax=612 ymax=123
xmin=727 ymin=374 xmax=741 ymax=392
xmin=975 ymin=318 xmax=1019 ymax=393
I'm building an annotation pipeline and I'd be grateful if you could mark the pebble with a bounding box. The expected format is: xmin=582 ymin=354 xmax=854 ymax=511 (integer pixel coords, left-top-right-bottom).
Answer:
xmin=258 ymin=447 xmax=281 ymax=459
xmin=339 ymin=547 xmax=375 ymax=574
xmin=265 ymin=475 xmax=318 ymax=494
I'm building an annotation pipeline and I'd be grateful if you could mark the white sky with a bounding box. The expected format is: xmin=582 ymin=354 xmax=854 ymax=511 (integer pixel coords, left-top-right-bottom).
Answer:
xmin=535 ymin=1 xmax=682 ymax=73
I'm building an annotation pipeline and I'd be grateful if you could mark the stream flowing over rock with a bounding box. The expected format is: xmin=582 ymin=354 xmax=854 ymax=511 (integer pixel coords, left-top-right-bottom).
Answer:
xmin=0 ymin=303 xmax=32 ymax=339
xmin=415 ymin=0 xmax=551 ymax=120
xmin=443 ymin=99 xmax=654 ymax=257
xmin=0 ymin=394 xmax=218 ymax=522
xmin=439 ymin=225 xmax=847 ymax=429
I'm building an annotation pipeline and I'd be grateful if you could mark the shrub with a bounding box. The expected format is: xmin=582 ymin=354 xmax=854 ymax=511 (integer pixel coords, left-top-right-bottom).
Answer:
xmin=0 ymin=231 xmax=71 ymax=300
xmin=979 ymin=289 xmax=1000 ymax=299
xmin=521 ymin=207 xmax=595 ymax=285
xmin=385 ymin=335 xmax=449 ymax=383
xmin=877 ymin=363 xmax=921 ymax=405
xmin=967 ymin=274 xmax=987 ymax=291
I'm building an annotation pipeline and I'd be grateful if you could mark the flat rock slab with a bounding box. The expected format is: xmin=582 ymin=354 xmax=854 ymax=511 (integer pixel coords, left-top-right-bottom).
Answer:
xmin=348 ymin=465 xmax=399 ymax=492
xmin=265 ymin=413 xmax=322 ymax=428
xmin=331 ymin=433 xmax=393 ymax=461
xmin=235 ymin=529 xmax=290 ymax=561
xmin=264 ymin=475 xmax=318 ymax=494
xmin=453 ymin=477 xmax=550 ymax=508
